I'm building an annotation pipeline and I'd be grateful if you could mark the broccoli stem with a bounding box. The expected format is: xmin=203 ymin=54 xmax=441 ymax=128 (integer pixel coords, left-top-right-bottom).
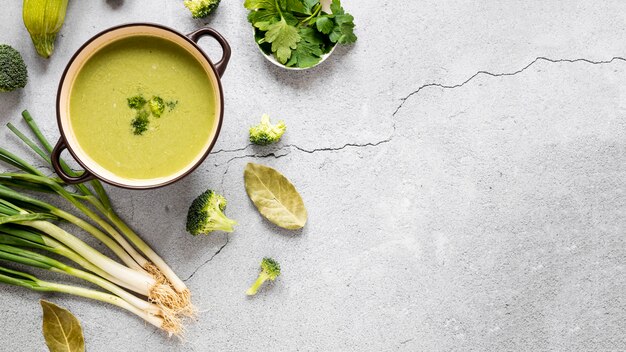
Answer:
xmin=215 ymin=212 xmax=237 ymax=232
xmin=246 ymin=272 xmax=270 ymax=296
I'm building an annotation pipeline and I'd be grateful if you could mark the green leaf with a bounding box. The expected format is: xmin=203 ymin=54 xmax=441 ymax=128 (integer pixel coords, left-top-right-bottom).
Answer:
xmin=329 ymin=0 xmax=343 ymax=15
xmin=286 ymin=27 xmax=325 ymax=68
xmin=302 ymin=0 xmax=318 ymax=13
xmin=286 ymin=41 xmax=322 ymax=68
xmin=244 ymin=0 xmax=276 ymax=10
xmin=264 ymin=19 xmax=301 ymax=63
xmin=315 ymin=16 xmax=334 ymax=34
xmin=41 ymin=300 xmax=85 ymax=352
xmin=283 ymin=0 xmax=308 ymax=14
xmin=244 ymin=163 xmax=307 ymax=230
xmin=300 ymin=26 xmax=325 ymax=45
xmin=255 ymin=21 xmax=273 ymax=31
xmin=245 ymin=0 xmax=280 ymax=25
xmin=282 ymin=11 xmax=299 ymax=26
xmin=329 ymin=14 xmax=356 ymax=44
xmin=335 ymin=13 xmax=354 ymax=26
xmin=248 ymin=9 xmax=280 ymax=25
xmin=0 ymin=213 xmax=55 ymax=225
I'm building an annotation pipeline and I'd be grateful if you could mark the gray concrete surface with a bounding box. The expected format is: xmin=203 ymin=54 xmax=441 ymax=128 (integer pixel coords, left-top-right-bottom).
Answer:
xmin=1 ymin=1 xmax=625 ymax=351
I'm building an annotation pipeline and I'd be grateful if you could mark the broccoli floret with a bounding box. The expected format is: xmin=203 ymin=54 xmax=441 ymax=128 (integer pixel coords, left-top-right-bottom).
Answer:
xmin=166 ymin=100 xmax=178 ymax=112
xmin=184 ymin=0 xmax=221 ymax=18
xmin=246 ymin=257 xmax=281 ymax=296
xmin=131 ymin=110 xmax=150 ymax=135
xmin=249 ymin=114 xmax=286 ymax=145
xmin=186 ymin=190 xmax=236 ymax=235
xmin=0 ymin=45 xmax=28 ymax=92
xmin=127 ymin=95 xmax=146 ymax=109
xmin=149 ymin=96 xmax=165 ymax=117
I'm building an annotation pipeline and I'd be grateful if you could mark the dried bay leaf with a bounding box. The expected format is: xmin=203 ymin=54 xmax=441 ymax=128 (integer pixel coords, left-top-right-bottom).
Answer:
xmin=41 ymin=300 xmax=85 ymax=352
xmin=244 ymin=163 xmax=307 ymax=230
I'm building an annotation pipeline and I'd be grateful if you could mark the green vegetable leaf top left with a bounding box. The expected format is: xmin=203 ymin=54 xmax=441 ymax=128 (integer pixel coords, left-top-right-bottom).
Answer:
xmin=41 ymin=300 xmax=85 ymax=352
xmin=0 ymin=45 xmax=28 ymax=92
xmin=23 ymin=0 xmax=69 ymax=58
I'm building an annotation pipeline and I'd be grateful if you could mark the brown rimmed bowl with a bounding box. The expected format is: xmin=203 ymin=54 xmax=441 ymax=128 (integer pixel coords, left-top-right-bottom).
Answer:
xmin=52 ymin=23 xmax=231 ymax=189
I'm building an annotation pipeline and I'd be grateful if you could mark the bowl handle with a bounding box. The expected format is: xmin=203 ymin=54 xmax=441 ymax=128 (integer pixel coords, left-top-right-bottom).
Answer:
xmin=51 ymin=138 xmax=95 ymax=184
xmin=187 ymin=27 xmax=231 ymax=77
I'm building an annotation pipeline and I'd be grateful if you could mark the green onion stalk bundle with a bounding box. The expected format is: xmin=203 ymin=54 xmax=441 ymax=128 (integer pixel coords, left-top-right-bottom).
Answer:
xmin=0 ymin=265 xmax=170 ymax=331
xmin=0 ymin=111 xmax=195 ymax=335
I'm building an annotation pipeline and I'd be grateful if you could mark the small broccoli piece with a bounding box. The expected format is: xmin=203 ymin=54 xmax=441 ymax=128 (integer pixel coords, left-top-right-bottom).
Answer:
xmin=149 ymin=96 xmax=165 ymax=117
xmin=184 ymin=0 xmax=221 ymax=18
xmin=186 ymin=190 xmax=236 ymax=235
xmin=166 ymin=100 xmax=178 ymax=112
xmin=246 ymin=257 xmax=281 ymax=296
xmin=127 ymin=95 xmax=147 ymax=109
xmin=0 ymin=45 xmax=28 ymax=92
xmin=131 ymin=110 xmax=150 ymax=135
xmin=249 ymin=114 xmax=286 ymax=145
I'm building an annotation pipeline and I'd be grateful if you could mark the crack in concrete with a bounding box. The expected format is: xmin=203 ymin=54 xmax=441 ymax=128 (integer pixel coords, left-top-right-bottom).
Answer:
xmin=287 ymin=141 xmax=392 ymax=153
xmin=183 ymin=234 xmax=230 ymax=282
xmin=210 ymin=144 xmax=254 ymax=155
xmin=392 ymin=56 xmax=626 ymax=118
xmin=217 ymin=149 xmax=292 ymax=169
xmin=213 ymin=140 xmax=389 ymax=167
xmin=210 ymin=56 xmax=626 ymax=163
xmin=400 ymin=338 xmax=414 ymax=345
xmin=216 ymin=149 xmax=292 ymax=189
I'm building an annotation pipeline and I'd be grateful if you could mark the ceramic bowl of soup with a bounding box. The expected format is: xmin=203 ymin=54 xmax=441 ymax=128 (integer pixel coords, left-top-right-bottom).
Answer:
xmin=52 ymin=23 xmax=231 ymax=189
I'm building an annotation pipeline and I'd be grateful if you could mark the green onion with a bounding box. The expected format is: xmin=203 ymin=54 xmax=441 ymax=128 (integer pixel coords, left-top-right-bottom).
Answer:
xmin=16 ymin=218 xmax=156 ymax=295
xmin=0 ymin=199 xmax=165 ymax=299
xmin=0 ymin=183 xmax=147 ymax=271
xmin=0 ymin=173 xmax=151 ymax=271
xmin=0 ymin=226 xmax=133 ymax=291
xmin=0 ymin=244 xmax=160 ymax=315
xmin=0 ymin=264 xmax=174 ymax=333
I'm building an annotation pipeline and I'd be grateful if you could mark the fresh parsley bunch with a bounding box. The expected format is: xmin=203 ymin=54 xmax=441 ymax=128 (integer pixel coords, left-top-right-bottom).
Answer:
xmin=244 ymin=0 xmax=357 ymax=69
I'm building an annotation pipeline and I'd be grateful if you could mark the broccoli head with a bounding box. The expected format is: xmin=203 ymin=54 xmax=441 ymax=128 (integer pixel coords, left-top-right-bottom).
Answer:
xmin=0 ymin=45 xmax=28 ymax=92
xmin=131 ymin=110 xmax=150 ymax=135
xmin=186 ymin=190 xmax=236 ymax=235
xmin=246 ymin=257 xmax=281 ymax=296
xmin=184 ymin=0 xmax=221 ymax=18
xmin=249 ymin=114 xmax=286 ymax=145
xmin=127 ymin=95 xmax=147 ymax=109
xmin=149 ymin=96 xmax=165 ymax=117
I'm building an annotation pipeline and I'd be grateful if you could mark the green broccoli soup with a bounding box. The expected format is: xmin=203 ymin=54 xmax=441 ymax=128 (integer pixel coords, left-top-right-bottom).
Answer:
xmin=69 ymin=35 xmax=216 ymax=180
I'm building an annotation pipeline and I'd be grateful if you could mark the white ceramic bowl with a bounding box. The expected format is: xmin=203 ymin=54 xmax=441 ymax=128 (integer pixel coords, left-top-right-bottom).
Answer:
xmin=253 ymin=0 xmax=335 ymax=70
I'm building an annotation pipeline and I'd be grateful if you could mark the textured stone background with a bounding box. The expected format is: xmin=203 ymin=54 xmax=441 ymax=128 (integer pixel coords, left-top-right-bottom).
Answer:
xmin=1 ymin=1 xmax=625 ymax=351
